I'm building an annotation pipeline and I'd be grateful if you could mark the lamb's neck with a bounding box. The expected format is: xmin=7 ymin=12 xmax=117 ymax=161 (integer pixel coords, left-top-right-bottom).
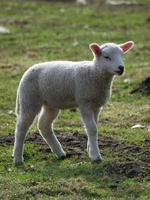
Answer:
xmin=100 ymin=71 xmax=114 ymax=88
xmin=92 ymin=60 xmax=114 ymax=90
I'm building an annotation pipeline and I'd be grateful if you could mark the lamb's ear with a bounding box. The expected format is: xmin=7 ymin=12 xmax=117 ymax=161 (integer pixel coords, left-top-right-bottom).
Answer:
xmin=89 ymin=43 xmax=101 ymax=57
xmin=120 ymin=41 xmax=134 ymax=53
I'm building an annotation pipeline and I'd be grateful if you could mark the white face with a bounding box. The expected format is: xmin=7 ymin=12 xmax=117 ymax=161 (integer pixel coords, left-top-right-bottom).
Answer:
xmin=89 ymin=41 xmax=134 ymax=76
xmin=99 ymin=43 xmax=124 ymax=76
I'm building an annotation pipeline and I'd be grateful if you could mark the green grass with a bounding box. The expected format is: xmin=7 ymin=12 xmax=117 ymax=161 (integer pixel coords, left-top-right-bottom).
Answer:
xmin=0 ymin=0 xmax=150 ymax=199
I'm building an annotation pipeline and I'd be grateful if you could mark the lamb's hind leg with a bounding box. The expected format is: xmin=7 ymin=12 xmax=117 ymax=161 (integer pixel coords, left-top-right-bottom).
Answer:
xmin=38 ymin=105 xmax=66 ymax=159
xmin=13 ymin=110 xmax=37 ymax=163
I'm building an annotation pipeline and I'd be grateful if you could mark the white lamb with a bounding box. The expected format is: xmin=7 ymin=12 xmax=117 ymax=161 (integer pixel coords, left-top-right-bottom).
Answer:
xmin=13 ymin=41 xmax=134 ymax=163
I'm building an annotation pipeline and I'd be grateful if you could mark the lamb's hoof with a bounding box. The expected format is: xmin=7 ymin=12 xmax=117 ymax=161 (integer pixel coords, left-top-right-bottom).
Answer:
xmin=92 ymin=157 xmax=103 ymax=163
xmin=57 ymin=151 xmax=67 ymax=160
xmin=58 ymin=155 xmax=67 ymax=160
xmin=91 ymin=155 xmax=103 ymax=163
xmin=13 ymin=156 xmax=24 ymax=164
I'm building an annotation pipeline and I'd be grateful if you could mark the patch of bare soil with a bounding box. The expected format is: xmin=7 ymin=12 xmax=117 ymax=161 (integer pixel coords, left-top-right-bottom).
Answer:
xmin=130 ymin=77 xmax=150 ymax=95
xmin=0 ymin=132 xmax=150 ymax=178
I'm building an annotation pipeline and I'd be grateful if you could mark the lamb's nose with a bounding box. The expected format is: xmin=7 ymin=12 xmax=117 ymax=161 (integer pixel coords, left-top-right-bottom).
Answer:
xmin=118 ymin=65 xmax=124 ymax=74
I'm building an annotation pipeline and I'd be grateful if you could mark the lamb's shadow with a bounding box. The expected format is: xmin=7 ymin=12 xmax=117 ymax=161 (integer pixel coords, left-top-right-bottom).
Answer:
xmin=34 ymin=132 xmax=150 ymax=184
xmin=0 ymin=132 xmax=150 ymax=183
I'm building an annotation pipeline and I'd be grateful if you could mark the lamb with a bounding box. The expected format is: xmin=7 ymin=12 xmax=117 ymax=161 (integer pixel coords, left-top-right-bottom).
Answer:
xmin=13 ymin=41 xmax=134 ymax=163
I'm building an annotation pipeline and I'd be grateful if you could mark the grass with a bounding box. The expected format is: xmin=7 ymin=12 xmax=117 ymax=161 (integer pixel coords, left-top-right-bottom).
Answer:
xmin=0 ymin=0 xmax=150 ymax=199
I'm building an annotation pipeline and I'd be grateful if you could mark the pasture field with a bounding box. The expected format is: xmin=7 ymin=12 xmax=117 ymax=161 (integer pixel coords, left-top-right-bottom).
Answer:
xmin=0 ymin=0 xmax=150 ymax=199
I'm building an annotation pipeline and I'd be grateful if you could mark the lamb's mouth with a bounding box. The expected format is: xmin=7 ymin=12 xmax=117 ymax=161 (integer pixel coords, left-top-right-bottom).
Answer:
xmin=115 ymin=70 xmax=124 ymax=75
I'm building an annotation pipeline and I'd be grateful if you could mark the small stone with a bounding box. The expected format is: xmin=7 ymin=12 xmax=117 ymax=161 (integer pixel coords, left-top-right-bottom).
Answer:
xmin=60 ymin=8 xmax=65 ymax=13
xmin=8 ymin=168 xmax=12 ymax=172
xmin=131 ymin=124 xmax=145 ymax=129
xmin=123 ymin=78 xmax=131 ymax=83
xmin=8 ymin=110 xmax=15 ymax=115
xmin=72 ymin=40 xmax=79 ymax=47
xmin=76 ymin=0 xmax=87 ymax=5
xmin=0 ymin=26 xmax=10 ymax=34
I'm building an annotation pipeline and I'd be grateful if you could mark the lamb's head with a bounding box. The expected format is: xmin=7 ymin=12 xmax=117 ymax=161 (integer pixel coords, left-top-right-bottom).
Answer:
xmin=89 ymin=41 xmax=134 ymax=76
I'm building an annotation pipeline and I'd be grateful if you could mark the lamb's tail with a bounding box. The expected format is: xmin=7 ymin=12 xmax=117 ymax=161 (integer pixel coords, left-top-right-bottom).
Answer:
xmin=15 ymin=89 xmax=20 ymax=116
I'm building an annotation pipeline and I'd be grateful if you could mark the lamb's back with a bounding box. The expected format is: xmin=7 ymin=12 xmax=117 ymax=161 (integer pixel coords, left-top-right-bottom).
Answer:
xmin=36 ymin=61 xmax=90 ymax=108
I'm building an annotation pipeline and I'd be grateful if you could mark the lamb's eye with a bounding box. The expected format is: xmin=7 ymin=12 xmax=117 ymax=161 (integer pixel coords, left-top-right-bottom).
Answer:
xmin=104 ymin=56 xmax=111 ymax=61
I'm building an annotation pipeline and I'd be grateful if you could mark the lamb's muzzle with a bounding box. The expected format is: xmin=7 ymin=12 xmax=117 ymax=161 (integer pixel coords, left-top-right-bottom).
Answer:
xmin=116 ymin=65 xmax=124 ymax=75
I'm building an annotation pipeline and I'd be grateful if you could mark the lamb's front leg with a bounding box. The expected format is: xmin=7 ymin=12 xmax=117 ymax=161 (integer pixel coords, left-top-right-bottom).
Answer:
xmin=93 ymin=107 xmax=101 ymax=124
xmin=79 ymin=105 xmax=102 ymax=162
